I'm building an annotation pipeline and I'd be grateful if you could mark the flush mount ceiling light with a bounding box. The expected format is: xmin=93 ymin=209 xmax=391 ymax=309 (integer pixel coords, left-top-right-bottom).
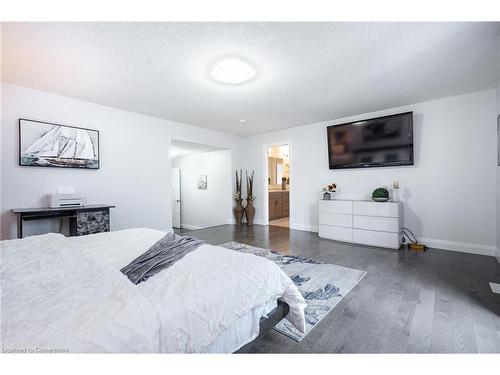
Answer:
xmin=210 ymin=58 xmax=256 ymax=85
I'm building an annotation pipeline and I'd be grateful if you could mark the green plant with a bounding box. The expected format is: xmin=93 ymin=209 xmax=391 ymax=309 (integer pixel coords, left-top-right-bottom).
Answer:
xmin=372 ymin=187 xmax=389 ymax=199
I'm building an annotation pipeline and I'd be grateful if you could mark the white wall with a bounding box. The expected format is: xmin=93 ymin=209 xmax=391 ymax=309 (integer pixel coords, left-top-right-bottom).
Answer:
xmin=172 ymin=149 xmax=232 ymax=230
xmin=240 ymin=90 xmax=498 ymax=256
xmin=0 ymin=83 xmax=240 ymax=239
xmin=496 ymin=82 xmax=500 ymax=261
xmin=2 ymin=83 xmax=498 ymax=257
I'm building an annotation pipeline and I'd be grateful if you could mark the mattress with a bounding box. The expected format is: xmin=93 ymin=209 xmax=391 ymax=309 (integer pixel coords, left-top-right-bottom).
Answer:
xmin=207 ymin=298 xmax=277 ymax=353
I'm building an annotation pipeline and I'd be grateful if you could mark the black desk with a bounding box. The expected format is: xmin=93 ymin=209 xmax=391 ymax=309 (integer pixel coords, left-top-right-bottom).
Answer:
xmin=11 ymin=205 xmax=115 ymax=238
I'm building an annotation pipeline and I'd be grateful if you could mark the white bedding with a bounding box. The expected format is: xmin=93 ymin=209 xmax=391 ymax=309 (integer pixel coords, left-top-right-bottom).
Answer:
xmin=1 ymin=228 xmax=306 ymax=353
xmin=1 ymin=233 xmax=160 ymax=353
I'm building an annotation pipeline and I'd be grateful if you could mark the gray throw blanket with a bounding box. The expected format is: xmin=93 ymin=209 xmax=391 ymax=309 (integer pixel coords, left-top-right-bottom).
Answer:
xmin=121 ymin=232 xmax=205 ymax=284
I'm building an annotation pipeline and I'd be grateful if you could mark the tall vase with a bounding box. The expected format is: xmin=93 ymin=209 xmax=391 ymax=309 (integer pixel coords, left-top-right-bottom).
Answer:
xmin=245 ymin=199 xmax=255 ymax=226
xmin=233 ymin=198 xmax=244 ymax=226
xmin=392 ymin=189 xmax=399 ymax=203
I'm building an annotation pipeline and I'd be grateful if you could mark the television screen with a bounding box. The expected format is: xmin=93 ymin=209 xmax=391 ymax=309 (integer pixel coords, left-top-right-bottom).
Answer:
xmin=327 ymin=112 xmax=413 ymax=169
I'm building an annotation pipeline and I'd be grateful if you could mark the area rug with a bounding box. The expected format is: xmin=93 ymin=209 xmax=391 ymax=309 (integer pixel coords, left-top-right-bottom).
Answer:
xmin=219 ymin=242 xmax=366 ymax=342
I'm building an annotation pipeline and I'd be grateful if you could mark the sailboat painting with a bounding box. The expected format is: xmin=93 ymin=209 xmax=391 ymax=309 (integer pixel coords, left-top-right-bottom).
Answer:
xmin=19 ymin=119 xmax=99 ymax=169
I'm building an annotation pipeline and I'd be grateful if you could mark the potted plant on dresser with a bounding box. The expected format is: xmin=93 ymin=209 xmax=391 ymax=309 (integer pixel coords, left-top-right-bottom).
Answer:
xmin=371 ymin=187 xmax=391 ymax=202
xmin=322 ymin=183 xmax=337 ymax=200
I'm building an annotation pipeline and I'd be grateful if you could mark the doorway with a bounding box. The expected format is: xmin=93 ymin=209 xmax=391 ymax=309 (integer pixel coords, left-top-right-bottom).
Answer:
xmin=171 ymin=167 xmax=181 ymax=229
xmin=265 ymin=143 xmax=291 ymax=228
xmin=170 ymin=139 xmax=232 ymax=231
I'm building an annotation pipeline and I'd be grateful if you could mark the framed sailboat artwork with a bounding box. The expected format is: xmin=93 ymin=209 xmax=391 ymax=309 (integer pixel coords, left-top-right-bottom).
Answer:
xmin=19 ymin=119 xmax=100 ymax=169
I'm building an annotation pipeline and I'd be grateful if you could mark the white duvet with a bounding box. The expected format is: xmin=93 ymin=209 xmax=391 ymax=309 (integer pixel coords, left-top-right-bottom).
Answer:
xmin=1 ymin=228 xmax=306 ymax=353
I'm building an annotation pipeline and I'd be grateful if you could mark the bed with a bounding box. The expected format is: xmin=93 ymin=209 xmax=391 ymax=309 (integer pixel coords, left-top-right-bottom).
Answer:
xmin=0 ymin=228 xmax=306 ymax=353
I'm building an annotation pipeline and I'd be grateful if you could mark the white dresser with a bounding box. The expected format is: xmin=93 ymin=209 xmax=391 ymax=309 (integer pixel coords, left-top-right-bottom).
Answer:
xmin=318 ymin=199 xmax=402 ymax=249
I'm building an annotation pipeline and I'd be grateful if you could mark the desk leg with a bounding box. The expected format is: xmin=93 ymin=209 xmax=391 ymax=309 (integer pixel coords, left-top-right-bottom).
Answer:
xmin=69 ymin=216 xmax=77 ymax=236
xmin=17 ymin=215 xmax=23 ymax=239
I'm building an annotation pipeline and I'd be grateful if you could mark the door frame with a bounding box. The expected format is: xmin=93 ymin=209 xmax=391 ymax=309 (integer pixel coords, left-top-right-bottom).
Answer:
xmin=262 ymin=140 xmax=292 ymax=226
xmin=171 ymin=167 xmax=181 ymax=229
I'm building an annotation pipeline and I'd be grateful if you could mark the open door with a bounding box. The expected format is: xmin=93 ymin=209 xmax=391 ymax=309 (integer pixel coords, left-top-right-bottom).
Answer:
xmin=171 ymin=167 xmax=181 ymax=229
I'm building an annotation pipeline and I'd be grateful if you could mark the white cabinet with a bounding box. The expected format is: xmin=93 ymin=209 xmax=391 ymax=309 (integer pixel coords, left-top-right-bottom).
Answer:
xmin=318 ymin=200 xmax=352 ymax=215
xmin=318 ymin=224 xmax=353 ymax=242
xmin=353 ymin=228 xmax=401 ymax=249
xmin=319 ymin=212 xmax=352 ymax=228
xmin=319 ymin=200 xmax=402 ymax=249
xmin=353 ymin=215 xmax=399 ymax=232
xmin=353 ymin=201 xmax=399 ymax=217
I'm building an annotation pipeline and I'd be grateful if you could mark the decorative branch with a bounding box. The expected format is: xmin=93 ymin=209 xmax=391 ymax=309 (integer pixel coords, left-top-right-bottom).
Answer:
xmin=246 ymin=170 xmax=255 ymax=201
xmin=234 ymin=169 xmax=242 ymax=200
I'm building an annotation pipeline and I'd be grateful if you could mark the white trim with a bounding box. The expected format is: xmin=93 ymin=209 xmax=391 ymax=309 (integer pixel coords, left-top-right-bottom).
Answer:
xmin=180 ymin=223 xmax=204 ymax=230
xmin=290 ymin=223 xmax=318 ymax=232
xmin=228 ymin=219 xmax=496 ymax=257
xmin=262 ymin=140 xmax=293 ymax=226
xmin=253 ymin=218 xmax=266 ymax=226
xmin=227 ymin=218 xmax=266 ymax=226
xmin=277 ymin=223 xmax=497 ymax=257
xmin=410 ymin=237 xmax=496 ymax=256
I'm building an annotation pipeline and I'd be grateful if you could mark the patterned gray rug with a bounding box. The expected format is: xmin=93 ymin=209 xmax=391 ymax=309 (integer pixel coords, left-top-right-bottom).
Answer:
xmin=219 ymin=242 xmax=366 ymax=342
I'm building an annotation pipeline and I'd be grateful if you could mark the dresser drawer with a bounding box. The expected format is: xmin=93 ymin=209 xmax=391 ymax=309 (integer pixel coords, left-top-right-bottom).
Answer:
xmin=319 ymin=225 xmax=353 ymax=243
xmin=319 ymin=200 xmax=352 ymax=215
xmin=354 ymin=215 xmax=399 ymax=233
xmin=353 ymin=229 xmax=400 ymax=249
xmin=269 ymin=192 xmax=284 ymax=199
xmin=353 ymin=201 xmax=398 ymax=217
xmin=319 ymin=212 xmax=352 ymax=228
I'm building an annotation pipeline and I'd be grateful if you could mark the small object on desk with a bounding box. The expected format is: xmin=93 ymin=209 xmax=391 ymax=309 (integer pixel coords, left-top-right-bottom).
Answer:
xmin=48 ymin=193 xmax=87 ymax=208
xmin=11 ymin=204 xmax=115 ymax=239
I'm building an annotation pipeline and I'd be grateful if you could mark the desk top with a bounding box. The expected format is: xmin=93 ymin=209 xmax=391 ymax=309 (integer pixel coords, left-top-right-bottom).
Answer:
xmin=11 ymin=204 xmax=115 ymax=214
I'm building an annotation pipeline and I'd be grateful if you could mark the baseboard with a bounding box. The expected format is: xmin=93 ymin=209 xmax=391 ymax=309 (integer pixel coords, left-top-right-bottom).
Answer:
xmin=285 ymin=224 xmax=496 ymax=257
xmin=227 ymin=218 xmax=266 ymax=226
xmin=418 ymin=237 xmax=496 ymax=257
xmin=290 ymin=223 xmax=318 ymax=232
xmin=180 ymin=223 xmax=204 ymax=231
xmin=226 ymin=219 xmax=496 ymax=257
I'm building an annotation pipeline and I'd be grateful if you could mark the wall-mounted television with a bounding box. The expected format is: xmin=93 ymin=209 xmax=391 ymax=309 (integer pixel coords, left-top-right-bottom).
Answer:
xmin=327 ymin=112 xmax=414 ymax=169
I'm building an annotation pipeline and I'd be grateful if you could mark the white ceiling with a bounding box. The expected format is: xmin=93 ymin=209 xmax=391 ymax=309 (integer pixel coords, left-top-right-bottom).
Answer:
xmin=171 ymin=139 xmax=225 ymax=159
xmin=2 ymin=22 xmax=499 ymax=136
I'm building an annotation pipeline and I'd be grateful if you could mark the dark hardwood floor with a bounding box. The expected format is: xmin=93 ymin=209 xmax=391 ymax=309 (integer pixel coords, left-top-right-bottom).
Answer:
xmin=175 ymin=224 xmax=500 ymax=353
